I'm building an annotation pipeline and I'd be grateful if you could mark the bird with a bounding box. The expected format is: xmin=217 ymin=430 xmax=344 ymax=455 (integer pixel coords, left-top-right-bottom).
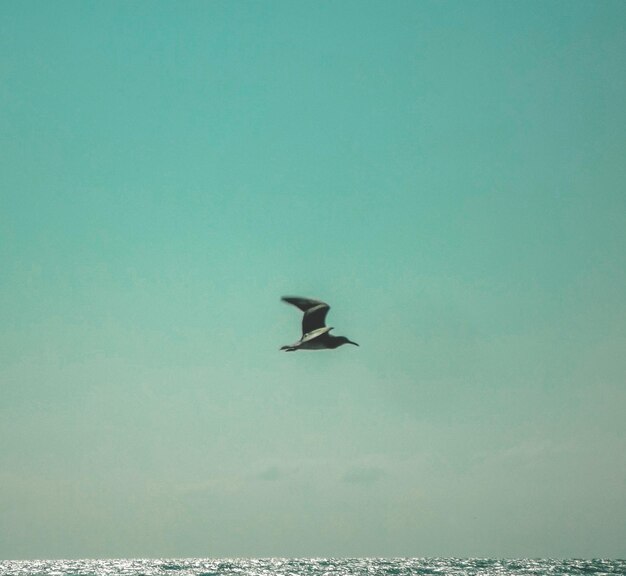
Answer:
xmin=280 ymin=296 xmax=359 ymax=351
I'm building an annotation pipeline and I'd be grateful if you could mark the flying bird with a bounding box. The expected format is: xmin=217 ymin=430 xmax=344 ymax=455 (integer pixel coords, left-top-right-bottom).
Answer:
xmin=280 ymin=296 xmax=359 ymax=351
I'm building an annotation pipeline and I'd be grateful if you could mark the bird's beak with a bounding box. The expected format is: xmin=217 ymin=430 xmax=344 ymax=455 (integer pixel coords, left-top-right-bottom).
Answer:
xmin=348 ymin=340 xmax=359 ymax=346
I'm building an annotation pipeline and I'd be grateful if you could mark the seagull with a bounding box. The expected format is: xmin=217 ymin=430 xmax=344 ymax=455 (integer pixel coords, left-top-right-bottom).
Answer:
xmin=280 ymin=296 xmax=359 ymax=351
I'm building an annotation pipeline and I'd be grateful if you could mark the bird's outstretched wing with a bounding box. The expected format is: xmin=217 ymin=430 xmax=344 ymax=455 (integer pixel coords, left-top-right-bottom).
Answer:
xmin=281 ymin=296 xmax=330 ymax=335
xmin=281 ymin=296 xmax=327 ymax=311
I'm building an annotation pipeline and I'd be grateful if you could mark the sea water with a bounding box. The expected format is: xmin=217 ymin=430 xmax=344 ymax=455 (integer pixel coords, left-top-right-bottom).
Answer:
xmin=0 ymin=558 xmax=624 ymax=576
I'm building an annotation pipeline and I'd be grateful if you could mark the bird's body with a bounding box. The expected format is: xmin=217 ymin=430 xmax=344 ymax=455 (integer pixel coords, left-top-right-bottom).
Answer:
xmin=280 ymin=296 xmax=358 ymax=351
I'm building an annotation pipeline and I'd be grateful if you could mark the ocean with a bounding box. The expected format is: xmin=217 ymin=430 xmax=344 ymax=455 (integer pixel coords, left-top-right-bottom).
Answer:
xmin=0 ymin=558 xmax=624 ymax=576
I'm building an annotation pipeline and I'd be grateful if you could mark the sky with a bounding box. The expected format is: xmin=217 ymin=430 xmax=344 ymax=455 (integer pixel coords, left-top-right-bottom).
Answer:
xmin=1 ymin=0 xmax=625 ymax=561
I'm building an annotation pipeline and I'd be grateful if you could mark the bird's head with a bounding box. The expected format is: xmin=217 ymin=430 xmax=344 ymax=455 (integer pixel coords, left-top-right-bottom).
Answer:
xmin=336 ymin=335 xmax=359 ymax=347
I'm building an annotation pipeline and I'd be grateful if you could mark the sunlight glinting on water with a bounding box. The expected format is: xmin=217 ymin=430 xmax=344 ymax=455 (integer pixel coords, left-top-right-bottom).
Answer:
xmin=0 ymin=558 xmax=625 ymax=576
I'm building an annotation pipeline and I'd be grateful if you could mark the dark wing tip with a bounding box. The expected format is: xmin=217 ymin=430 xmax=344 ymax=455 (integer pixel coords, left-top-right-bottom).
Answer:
xmin=281 ymin=296 xmax=329 ymax=311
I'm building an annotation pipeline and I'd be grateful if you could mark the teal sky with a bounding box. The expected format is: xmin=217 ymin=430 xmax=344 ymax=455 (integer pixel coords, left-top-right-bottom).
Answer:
xmin=1 ymin=0 xmax=625 ymax=560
